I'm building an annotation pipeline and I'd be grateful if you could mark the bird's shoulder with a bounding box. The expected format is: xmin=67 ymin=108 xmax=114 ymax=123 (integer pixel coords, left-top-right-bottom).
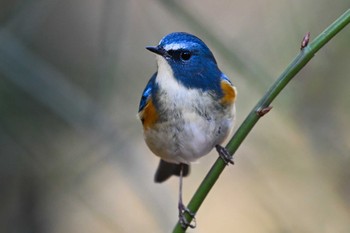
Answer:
xmin=138 ymin=73 xmax=156 ymax=113
xmin=138 ymin=73 xmax=159 ymax=129
xmin=219 ymin=74 xmax=237 ymax=105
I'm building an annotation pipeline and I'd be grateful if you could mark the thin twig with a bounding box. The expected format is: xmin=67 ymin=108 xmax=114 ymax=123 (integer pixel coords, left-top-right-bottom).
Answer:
xmin=173 ymin=8 xmax=350 ymax=233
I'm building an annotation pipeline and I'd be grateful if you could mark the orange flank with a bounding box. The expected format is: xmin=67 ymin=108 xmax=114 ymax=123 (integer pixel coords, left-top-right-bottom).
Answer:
xmin=220 ymin=81 xmax=237 ymax=105
xmin=140 ymin=98 xmax=159 ymax=129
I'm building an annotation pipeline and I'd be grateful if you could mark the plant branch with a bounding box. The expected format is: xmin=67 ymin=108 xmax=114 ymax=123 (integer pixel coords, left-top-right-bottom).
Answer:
xmin=173 ymin=8 xmax=350 ymax=233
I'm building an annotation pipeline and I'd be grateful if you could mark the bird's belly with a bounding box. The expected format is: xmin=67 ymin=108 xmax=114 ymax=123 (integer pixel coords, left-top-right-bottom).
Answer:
xmin=144 ymin=112 xmax=232 ymax=164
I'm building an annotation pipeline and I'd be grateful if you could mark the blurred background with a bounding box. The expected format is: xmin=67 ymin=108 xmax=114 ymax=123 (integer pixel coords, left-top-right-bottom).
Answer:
xmin=0 ymin=0 xmax=349 ymax=232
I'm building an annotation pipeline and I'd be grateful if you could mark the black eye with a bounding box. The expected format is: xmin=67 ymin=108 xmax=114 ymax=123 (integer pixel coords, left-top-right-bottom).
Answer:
xmin=180 ymin=51 xmax=191 ymax=61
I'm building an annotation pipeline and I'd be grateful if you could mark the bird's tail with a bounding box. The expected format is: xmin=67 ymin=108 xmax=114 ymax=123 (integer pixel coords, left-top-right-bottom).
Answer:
xmin=154 ymin=160 xmax=190 ymax=183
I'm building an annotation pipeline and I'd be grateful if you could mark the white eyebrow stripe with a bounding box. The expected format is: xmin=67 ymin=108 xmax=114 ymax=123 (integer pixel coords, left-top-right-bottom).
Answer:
xmin=163 ymin=42 xmax=196 ymax=51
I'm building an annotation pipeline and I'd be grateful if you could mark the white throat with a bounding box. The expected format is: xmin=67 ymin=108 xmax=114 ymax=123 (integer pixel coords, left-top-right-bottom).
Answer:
xmin=155 ymin=55 xmax=183 ymax=95
xmin=155 ymin=55 xmax=207 ymax=110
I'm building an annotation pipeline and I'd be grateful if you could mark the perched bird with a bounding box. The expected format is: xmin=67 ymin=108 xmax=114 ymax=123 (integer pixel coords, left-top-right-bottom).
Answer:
xmin=138 ymin=32 xmax=237 ymax=227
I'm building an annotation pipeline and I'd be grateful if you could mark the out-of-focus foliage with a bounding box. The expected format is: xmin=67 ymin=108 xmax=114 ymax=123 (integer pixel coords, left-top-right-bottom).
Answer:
xmin=0 ymin=1 xmax=349 ymax=232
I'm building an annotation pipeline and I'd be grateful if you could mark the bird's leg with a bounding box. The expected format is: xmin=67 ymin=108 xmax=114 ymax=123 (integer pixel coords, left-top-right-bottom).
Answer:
xmin=215 ymin=145 xmax=234 ymax=165
xmin=178 ymin=164 xmax=196 ymax=229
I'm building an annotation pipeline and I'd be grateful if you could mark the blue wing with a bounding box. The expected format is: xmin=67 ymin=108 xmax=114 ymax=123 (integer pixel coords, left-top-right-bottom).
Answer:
xmin=138 ymin=73 xmax=156 ymax=112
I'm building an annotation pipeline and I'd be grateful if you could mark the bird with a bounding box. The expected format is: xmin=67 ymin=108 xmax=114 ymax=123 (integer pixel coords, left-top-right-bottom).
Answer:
xmin=138 ymin=32 xmax=237 ymax=228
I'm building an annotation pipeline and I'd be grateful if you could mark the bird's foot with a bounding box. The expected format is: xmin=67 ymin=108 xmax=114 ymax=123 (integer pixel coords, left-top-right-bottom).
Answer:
xmin=178 ymin=203 xmax=196 ymax=229
xmin=215 ymin=145 xmax=234 ymax=165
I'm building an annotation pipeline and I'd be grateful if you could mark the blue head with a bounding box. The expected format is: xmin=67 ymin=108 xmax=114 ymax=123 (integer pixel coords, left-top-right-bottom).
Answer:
xmin=146 ymin=32 xmax=223 ymax=91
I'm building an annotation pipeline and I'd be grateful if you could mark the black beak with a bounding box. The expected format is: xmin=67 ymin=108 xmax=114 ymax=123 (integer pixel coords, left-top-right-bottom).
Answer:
xmin=146 ymin=46 xmax=168 ymax=57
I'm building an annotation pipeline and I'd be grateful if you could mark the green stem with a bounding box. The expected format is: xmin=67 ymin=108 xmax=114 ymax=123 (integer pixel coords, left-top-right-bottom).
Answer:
xmin=173 ymin=8 xmax=350 ymax=233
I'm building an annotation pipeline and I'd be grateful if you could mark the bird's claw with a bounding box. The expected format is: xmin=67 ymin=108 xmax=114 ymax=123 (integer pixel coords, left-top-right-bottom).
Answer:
xmin=215 ymin=145 xmax=234 ymax=165
xmin=178 ymin=203 xmax=196 ymax=229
